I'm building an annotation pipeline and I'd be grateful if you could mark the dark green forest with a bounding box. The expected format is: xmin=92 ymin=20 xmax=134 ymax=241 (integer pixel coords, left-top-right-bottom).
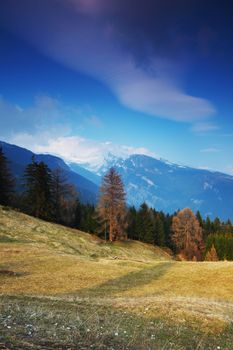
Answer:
xmin=1 ymin=146 xmax=233 ymax=260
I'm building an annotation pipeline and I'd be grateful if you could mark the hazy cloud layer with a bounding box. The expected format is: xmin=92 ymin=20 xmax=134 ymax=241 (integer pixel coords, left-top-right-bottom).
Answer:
xmin=0 ymin=95 xmax=69 ymax=136
xmin=0 ymin=0 xmax=216 ymax=123
xmin=191 ymin=122 xmax=219 ymax=133
xmin=0 ymin=95 xmax=156 ymax=169
xmin=7 ymin=132 xmax=156 ymax=171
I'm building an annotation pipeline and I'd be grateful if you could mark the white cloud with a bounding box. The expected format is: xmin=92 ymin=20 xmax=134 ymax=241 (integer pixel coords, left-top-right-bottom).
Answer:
xmin=226 ymin=166 xmax=233 ymax=175
xmin=0 ymin=94 xmax=155 ymax=170
xmin=7 ymin=133 xmax=156 ymax=171
xmin=1 ymin=0 xmax=216 ymax=123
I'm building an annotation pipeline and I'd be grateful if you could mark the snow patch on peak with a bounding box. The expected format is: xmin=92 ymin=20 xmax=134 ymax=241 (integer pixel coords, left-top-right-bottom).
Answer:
xmin=203 ymin=182 xmax=213 ymax=190
xmin=142 ymin=176 xmax=155 ymax=186
xmin=128 ymin=182 xmax=138 ymax=189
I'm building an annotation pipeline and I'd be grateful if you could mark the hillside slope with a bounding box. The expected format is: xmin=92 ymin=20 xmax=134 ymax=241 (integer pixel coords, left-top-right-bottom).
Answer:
xmin=0 ymin=140 xmax=98 ymax=204
xmin=1 ymin=206 xmax=233 ymax=349
xmin=0 ymin=206 xmax=171 ymax=261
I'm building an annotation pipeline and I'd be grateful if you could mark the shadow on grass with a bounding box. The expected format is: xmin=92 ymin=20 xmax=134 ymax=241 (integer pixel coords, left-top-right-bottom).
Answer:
xmin=75 ymin=262 xmax=173 ymax=298
xmin=1 ymin=295 xmax=232 ymax=350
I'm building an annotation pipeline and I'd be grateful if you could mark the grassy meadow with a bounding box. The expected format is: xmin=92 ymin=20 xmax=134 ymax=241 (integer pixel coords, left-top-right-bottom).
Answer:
xmin=0 ymin=206 xmax=233 ymax=349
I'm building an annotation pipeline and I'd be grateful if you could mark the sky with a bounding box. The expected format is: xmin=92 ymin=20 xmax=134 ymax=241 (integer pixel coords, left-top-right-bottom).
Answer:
xmin=0 ymin=0 xmax=233 ymax=173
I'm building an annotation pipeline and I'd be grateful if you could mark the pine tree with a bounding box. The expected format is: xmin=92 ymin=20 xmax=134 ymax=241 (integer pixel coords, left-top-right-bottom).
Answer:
xmin=212 ymin=217 xmax=221 ymax=233
xmin=205 ymin=244 xmax=219 ymax=261
xmin=203 ymin=216 xmax=212 ymax=239
xmin=97 ymin=168 xmax=127 ymax=241
xmin=163 ymin=213 xmax=173 ymax=249
xmin=0 ymin=146 xmax=14 ymax=206
xmin=23 ymin=158 xmax=53 ymax=220
xmin=74 ymin=198 xmax=83 ymax=229
xmin=137 ymin=203 xmax=154 ymax=244
xmin=223 ymin=219 xmax=233 ymax=233
xmin=51 ymin=168 xmax=77 ymax=224
xmin=127 ymin=206 xmax=139 ymax=240
xmin=171 ymin=208 xmax=204 ymax=260
xmin=153 ymin=214 xmax=165 ymax=246
xmin=196 ymin=210 xmax=203 ymax=228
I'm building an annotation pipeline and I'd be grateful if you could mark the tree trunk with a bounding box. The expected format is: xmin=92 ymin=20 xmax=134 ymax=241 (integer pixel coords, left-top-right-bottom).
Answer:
xmin=109 ymin=219 xmax=113 ymax=242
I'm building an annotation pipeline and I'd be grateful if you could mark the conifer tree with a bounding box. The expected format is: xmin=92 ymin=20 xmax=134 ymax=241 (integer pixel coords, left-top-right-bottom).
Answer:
xmin=203 ymin=216 xmax=212 ymax=239
xmin=153 ymin=214 xmax=165 ymax=246
xmin=205 ymin=233 xmax=233 ymax=260
xmin=171 ymin=208 xmax=204 ymax=260
xmin=196 ymin=210 xmax=203 ymax=228
xmin=51 ymin=168 xmax=77 ymax=224
xmin=224 ymin=219 xmax=233 ymax=233
xmin=0 ymin=147 xmax=14 ymax=206
xmin=97 ymin=168 xmax=127 ymax=241
xmin=127 ymin=206 xmax=139 ymax=240
xmin=81 ymin=204 xmax=98 ymax=233
xmin=163 ymin=213 xmax=173 ymax=248
xmin=24 ymin=158 xmax=53 ymax=220
xmin=213 ymin=217 xmax=221 ymax=233
xmin=137 ymin=203 xmax=154 ymax=243
xmin=74 ymin=198 xmax=83 ymax=229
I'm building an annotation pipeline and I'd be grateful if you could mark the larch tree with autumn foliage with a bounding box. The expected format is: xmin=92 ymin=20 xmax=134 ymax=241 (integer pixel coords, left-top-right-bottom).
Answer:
xmin=97 ymin=167 xmax=127 ymax=242
xmin=171 ymin=208 xmax=204 ymax=260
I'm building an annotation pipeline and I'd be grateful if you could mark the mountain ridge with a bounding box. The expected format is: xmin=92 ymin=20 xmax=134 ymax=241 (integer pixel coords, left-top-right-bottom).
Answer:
xmin=0 ymin=140 xmax=98 ymax=204
xmin=74 ymin=153 xmax=233 ymax=220
xmin=1 ymin=140 xmax=233 ymax=220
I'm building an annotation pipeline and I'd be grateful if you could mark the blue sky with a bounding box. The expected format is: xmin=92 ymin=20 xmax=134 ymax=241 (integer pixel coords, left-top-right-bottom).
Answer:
xmin=0 ymin=0 xmax=233 ymax=173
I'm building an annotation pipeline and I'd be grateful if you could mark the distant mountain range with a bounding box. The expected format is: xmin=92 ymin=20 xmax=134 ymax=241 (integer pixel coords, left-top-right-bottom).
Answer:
xmin=1 ymin=140 xmax=233 ymax=220
xmin=0 ymin=141 xmax=98 ymax=204
xmin=71 ymin=153 xmax=233 ymax=221
xmin=94 ymin=154 xmax=233 ymax=220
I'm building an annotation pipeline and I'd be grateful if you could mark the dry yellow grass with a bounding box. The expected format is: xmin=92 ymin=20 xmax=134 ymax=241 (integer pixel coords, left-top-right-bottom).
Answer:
xmin=0 ymin=205 xmax=171 ymax=261
xmin=1 ymin=206 xmax=233 ymax=349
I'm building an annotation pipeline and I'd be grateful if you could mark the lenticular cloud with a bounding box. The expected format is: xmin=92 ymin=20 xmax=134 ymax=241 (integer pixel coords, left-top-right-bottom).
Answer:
xmin=0 ymin=0 xmax=216 ymax=122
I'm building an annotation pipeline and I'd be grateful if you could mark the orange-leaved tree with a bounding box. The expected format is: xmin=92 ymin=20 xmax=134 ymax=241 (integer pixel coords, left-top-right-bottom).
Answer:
xmin=171 ymin=208 xmax=204 ymax=260
xmin=97 ymin=167 xmax=127 ymax=241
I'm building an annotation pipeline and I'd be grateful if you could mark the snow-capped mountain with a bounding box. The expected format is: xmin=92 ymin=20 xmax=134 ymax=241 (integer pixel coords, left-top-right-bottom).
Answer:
xmin=73 ymin=152 xmax=127 ymax=176
xmin=76 ymin=153 xmax=233 ymax=220
xmin=2 ymin=139 xmax=233 ymax=220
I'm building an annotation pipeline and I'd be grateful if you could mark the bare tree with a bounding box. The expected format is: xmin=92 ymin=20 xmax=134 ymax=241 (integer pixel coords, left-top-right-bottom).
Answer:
xmin=97 ymin=167 xmax=127 ymax=241
xmin=171 ymin=208 xmax=204 ymax=260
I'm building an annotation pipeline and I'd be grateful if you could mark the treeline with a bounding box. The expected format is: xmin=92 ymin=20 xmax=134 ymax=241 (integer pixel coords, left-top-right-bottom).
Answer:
xmin=127 ymin=204 xmax=172 ymax=247
xmin=0 ymin=146 xmax=99 ymax=232
xmin=1 ymin=146 xmax=233 ymax=261
xmin=205 ymin=233 xmax=233 ymax=260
